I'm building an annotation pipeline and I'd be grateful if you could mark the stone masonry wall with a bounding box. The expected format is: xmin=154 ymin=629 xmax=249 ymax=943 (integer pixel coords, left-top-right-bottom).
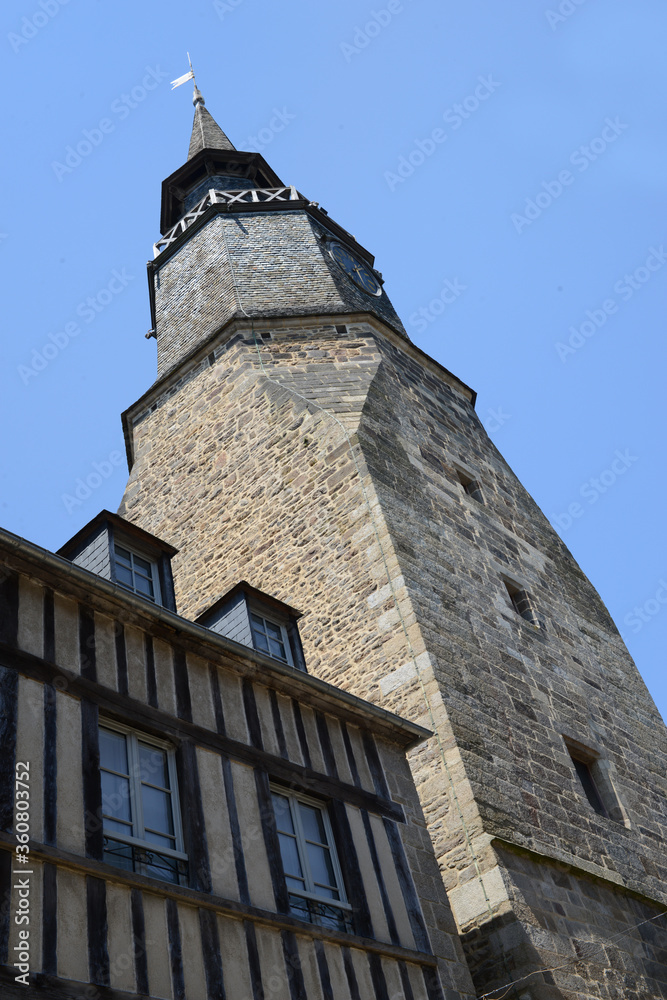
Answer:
xmin=461 ymin=844 xmax=667 ymax=1000
xmin=120 ymin=319 xmax=667 ymax=998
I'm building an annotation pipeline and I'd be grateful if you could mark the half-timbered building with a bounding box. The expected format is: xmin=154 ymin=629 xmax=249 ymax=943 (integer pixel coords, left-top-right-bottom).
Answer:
xmin=0 ymin=519 xmax=475 ymax=999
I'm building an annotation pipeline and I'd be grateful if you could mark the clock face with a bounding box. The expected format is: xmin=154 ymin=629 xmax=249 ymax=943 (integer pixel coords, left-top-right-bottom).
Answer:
xmin=328 ymin=242 xmax=382 ymax=296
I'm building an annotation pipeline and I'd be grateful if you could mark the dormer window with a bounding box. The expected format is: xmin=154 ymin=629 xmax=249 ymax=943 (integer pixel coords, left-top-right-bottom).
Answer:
xmin=114 ymin=544 xmax=161 ymax=603
xmin=250 ymin=611 xmax=291 ymax=663
xmin=58 ymin=511 xmax=177 ymax=612
xmin=196 ymin=582 xmax=306 ymax=671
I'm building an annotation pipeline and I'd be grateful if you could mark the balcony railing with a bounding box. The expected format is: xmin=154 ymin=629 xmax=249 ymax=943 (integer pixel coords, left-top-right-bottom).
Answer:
xmin=287 ymin=892 xmax=354 ymax=934
xmin=103 ymin=835 xmax=189 ymax=886
xmin=154 ymin=186 xmax=303 ymax=257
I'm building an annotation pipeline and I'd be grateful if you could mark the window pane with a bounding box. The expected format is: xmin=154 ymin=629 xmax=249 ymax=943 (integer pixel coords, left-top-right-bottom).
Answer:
xmin=286 ymin=875 xmax=306 ymax=891
xmin=116 ymin=564 xmax=134 ymax=587
xmin=299 ymin=803 xmax=327 ymax=844
xmin=277 ymin=832 xmax=303 ymax=879
xmin=104 ymin=816 xmax=133 ymax=836
xmin=101 ymin=771 xmax=132 ymax=824
xmin=268 ymin=635 xmax=287 ymax=660
xmin=252 ymin=629 xmax=270 ymax=654
xmin=135 ymin=574 xmax=155 ymax=598
xmin=311 ymin=883 xmax=338 ymax=900
xmin=142 ymin=785 xmax=174 ymax=836
xmin=272 ymin=793 xmax=294 ymax=833
xmin=138 ymin=744 xmax=168 ymax=787
xmin=114 ymin=546 xmax=132 ymax=566
xmin=144 ymin=830 xmax=176 ymax=850
xmin=306 ymin=841 xmax=337 ymax=891
xmin=99 ymin=729 xmax=129 ymax=774
xmin=133 ymin=554 xmax=152 ymax=574
xmin=266 ymin=621 xmax=282 ymax=639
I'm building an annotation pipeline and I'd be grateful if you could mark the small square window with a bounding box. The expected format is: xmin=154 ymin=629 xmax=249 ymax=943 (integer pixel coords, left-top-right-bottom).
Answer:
xmin=271 ymin=787 xmax=352 ymax=933
xmin=99 ymin=723 xmax=187 ymax=884
xmin=113 ymin=544 xmax=161 ymax=603
xmin=504 ymin=579 xmax=539 ymax=626
xmin=455 ymin=468 xmax=484 ymax=504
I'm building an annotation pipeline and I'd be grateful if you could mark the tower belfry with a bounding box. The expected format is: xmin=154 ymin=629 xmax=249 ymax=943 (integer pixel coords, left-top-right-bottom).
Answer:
xmin=120 ymin=99 xmax=667 ymax=999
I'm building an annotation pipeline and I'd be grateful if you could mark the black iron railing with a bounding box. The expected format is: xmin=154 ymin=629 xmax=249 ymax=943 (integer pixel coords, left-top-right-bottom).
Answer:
xmin=103 ymin=836 xmax=188 ymax=886
xmin=288 ymin=893 xmax=353 ymax=934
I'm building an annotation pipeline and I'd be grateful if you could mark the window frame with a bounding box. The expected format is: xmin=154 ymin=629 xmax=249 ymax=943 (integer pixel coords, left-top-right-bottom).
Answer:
xmin=98 ymin=720 xmax=187 ymax=880
xmin=270 ymin=785 xmax=352 ymax=922
xmin=249 ymin=605 xmax=294 ymax=666
xmin=113 ymin=541 xmax=162 ymax=604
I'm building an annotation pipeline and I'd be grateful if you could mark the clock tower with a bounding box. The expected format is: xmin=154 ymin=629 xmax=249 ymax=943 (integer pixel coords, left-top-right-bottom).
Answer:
xmin=149 ymin=87 xmax=406 ymax=380
xmin=120 ymin=94 xmax=667 ymax=999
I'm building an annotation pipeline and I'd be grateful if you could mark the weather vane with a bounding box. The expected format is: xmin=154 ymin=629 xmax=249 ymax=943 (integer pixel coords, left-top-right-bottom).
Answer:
xmin=170 ymin=52 xmax=196 ymax=92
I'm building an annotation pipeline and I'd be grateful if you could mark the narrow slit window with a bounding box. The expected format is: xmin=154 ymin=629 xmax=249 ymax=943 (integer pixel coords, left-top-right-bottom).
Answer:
xmin=571 ymin=756 xmax=608 ymax=817
xmin=563 ymin=741 xmax=615 ymax=819
xmin=455 ymin=469 xmax=484 ymax=504
xmin=504 ymin=580 xmax=538 ymax=626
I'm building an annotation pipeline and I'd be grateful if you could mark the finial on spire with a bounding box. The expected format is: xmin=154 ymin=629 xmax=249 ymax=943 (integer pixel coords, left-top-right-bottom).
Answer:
xmin=171 ymin=52 xmax=236 ymax=159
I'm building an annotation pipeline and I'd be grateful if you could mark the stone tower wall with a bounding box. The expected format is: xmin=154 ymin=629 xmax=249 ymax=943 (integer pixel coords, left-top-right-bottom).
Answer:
xmin=153 ymin=211 xmax=405 ymax=378
xmin=120 ymin=318 xmax=667 ymax=998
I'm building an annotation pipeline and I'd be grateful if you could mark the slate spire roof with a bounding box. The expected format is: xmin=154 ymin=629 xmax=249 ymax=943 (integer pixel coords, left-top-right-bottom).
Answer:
xmin=187 ymin=86 xmax=236 ymax=159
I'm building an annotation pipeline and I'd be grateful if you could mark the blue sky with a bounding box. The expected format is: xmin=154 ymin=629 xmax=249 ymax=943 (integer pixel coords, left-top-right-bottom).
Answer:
xmin=2 ymin=0 xmax=665 ymax=720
